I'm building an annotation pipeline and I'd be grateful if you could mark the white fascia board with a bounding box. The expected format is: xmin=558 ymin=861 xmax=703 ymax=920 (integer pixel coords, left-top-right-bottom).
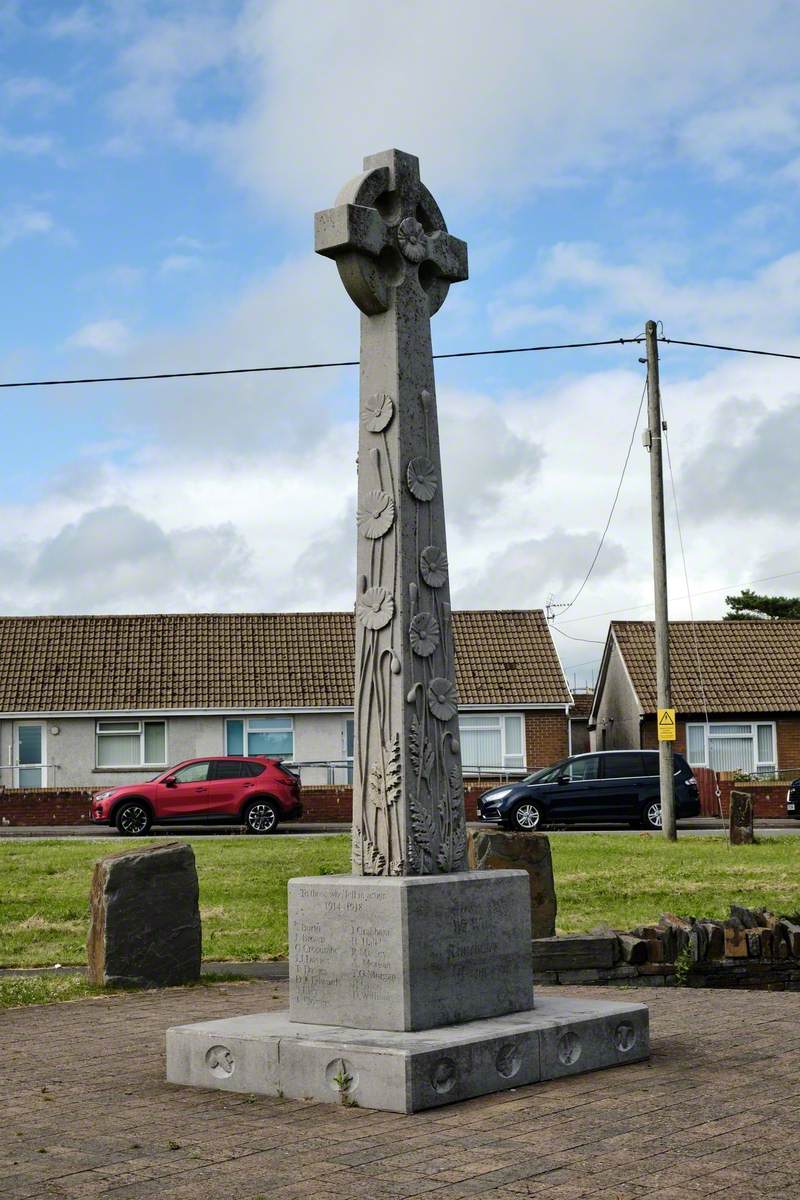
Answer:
xmin=0 ymin=706 xmax=356 ymax=719
xmin=0 ymin=701 xmax=570 ymax=719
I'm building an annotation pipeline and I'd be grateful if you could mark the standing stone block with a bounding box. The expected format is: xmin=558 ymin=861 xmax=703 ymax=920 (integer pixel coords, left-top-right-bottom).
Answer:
xmin=88 ymin=841 xmax=201 ymax=988
xmin=729 ymin=790 xmax=755 ymax=844
xmin=289 ymin=871 xmax=533 ymax=1031
xmin=468 ymin=829 xmax=556 ymax=938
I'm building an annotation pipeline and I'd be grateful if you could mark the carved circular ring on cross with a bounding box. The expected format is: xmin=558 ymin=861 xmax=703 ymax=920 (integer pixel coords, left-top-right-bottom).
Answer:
xmin=314 ymin=151 xmax=468 ymax=317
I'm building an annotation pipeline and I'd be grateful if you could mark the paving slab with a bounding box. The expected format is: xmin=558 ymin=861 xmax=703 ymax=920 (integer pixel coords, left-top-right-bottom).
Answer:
xmin=1 ymin=981 xmax=799 ymax=1198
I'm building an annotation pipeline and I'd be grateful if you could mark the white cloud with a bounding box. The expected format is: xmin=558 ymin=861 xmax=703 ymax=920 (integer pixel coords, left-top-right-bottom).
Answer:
xmin=98 ymin=0 xmax=800 ymax=215
xmin=493 ymin=241 xmax=800 ymax=346
xmin=0 ymin=128 xmax=55 ymax=156
xmin=44 ymin=6 xmax=99 ymax=39
xmin=454 ymin=530 xmax=627 ymax=609
xmin=679 ymin=85 xmax=800 ymax=179
xmin=1 ymin=76 xmax=70 ymax=108
xmin=67 ymin=319 xmax=131 ymax=354
xmin=159 ymin=253 xmax=201 ymax=274
xmin=0 ymin=206 xmax=55 ymax=249
xmin=1 ymin=504 xmax=255 ymax=614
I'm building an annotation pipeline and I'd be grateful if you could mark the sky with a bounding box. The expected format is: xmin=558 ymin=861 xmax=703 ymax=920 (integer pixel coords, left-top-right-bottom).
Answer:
xmin=3 ymin=1 xmax=800 ymax=687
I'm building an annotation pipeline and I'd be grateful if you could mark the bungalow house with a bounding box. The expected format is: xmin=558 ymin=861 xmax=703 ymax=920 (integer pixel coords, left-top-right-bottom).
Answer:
xmin=0 ymin=609 xmax=573 ymax=793
xmin=590 ymin=619 xmax=800 ymax=776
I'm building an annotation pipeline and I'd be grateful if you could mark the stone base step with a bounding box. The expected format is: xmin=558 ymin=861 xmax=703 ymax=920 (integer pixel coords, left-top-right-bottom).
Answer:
xmin=166 ymin=995 xmax=649 ymax=1113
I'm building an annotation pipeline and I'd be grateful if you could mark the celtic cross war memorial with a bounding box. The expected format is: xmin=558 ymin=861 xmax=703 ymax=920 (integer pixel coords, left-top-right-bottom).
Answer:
xmin=166 ymin=150 xmax=649 ymax=1112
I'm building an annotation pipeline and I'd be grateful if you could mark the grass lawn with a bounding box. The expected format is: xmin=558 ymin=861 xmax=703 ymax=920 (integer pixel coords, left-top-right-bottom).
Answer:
xmin=1 ymin=832 xmax=799 ymax=983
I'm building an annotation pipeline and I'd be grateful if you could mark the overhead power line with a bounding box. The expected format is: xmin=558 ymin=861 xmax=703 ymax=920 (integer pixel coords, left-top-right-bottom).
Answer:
xmin=661 ymin=337 xmax=800 ymax=362
xmin=0 ymin=336 xmax=645 ymax=390
xmin=550 ymin=625 xmax=607 ymax=645
xmin=550 ymin=377 xmax=647 ymax=620
xmin=3 ymin=330 xmax=799 ymax=391
xmin=555 ymin=568 xmax=800 ymax=626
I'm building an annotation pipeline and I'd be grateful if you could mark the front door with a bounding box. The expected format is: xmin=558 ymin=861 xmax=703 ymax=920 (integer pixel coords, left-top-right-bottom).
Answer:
xmin=15 ymin=723 xmax=46 ymax=787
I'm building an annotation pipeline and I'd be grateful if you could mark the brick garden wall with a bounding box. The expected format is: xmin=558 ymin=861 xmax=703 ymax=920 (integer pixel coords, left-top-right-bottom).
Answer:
xmin=697 ymin=778 xmax=787 ymax=820
xmin=0 ymin=780 xmax=512 ymax=826
xmin=0 ymin=789 xmax=95 ymax=825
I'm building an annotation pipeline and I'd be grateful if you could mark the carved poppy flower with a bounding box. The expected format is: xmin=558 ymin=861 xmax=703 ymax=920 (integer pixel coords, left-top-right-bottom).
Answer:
xmin=409 ymin=611 xmax=439 ymax=657
xmin=357 ymin=489 xmax=395 ymax=538
xmin=428 ymin=677 xmax=458 ymax=721
xmin=420 ymin=545 xmax=448 ymax=588
xmin=357 ymin=585 xmax=395 ymax=630
xmin=407 ymin=457 xmax=437 ymax=502
xmin=397 ymin=217 xmax=428 ymax=263
xmin=363 ymin=392 xmax=394 ymax=433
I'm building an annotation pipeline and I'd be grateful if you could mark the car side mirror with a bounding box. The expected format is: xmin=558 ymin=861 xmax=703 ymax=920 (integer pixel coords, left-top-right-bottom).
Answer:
xmin=164 ymin=776 xmax=177 ymax=788
xmin=557 ymin=774 xmax=568 ymax=784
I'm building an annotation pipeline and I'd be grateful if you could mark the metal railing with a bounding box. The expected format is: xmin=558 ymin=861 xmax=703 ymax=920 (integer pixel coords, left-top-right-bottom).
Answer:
xmin=0 ymin=763 xmax=59 ymax=788
xmin=284 ymin=759 xmax=529 ymax=787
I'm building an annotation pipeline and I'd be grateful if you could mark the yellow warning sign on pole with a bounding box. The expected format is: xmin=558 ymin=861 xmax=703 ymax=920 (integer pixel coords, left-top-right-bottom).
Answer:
xmin=657 ymin=708 xmax=676 ymax=741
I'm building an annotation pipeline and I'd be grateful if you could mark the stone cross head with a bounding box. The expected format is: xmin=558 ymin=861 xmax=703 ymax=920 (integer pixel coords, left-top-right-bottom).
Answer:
xmin=315 ymin=148 xmax=467 ymax=317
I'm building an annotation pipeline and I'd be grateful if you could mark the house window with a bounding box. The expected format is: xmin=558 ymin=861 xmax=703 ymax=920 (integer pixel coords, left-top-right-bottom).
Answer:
xmin=458 ymin=713 xmax=525 ymax=773
xmin=96 ymin=720 xmax=167 ymax=768
xmin=225 ymin=717 xmax=294 ymax=760
xmin=685 ymin=722 xmax=777 ymax=775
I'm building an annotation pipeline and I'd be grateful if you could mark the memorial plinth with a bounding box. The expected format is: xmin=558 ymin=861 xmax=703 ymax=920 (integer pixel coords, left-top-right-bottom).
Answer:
xmin=288 ymin=872 xmax=534 ymax=1030
xmin=165 ymin=148 xmax=648 ymax=1111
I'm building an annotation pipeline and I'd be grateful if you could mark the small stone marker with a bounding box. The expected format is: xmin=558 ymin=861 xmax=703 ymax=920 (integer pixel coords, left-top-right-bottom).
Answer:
xmin=88 ymin=841 xmax=201 ymax=988
xmin=729 ymin=789 xmax=754 ymax=844
xmin=468 ymin=829 xmax=556 ymax=937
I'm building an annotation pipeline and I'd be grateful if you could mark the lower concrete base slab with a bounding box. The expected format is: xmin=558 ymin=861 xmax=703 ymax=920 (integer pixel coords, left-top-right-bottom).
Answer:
xmin=166 ymin=995 xmax=649 ymax=1113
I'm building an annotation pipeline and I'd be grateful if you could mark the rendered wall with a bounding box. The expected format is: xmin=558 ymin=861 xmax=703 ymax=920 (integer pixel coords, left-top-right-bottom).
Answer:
xmin=591 ymin=644 xmax=642 ymax=750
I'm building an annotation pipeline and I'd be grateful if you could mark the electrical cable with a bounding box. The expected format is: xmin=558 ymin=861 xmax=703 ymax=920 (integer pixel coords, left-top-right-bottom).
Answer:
xmin=550 ymin=625 xmax=607 ymax=645
xmin=0 ymin=336 xmax=646 ymax=390
xmin=660 ymin=337 xmax=800 ymax=362
xmin=551 ymin=378 xmax=648 ymax=618
xmin=555 ymin=568 xmax=800 ymax=625
xmin=4 ymin=330 xmax=800 ymax=390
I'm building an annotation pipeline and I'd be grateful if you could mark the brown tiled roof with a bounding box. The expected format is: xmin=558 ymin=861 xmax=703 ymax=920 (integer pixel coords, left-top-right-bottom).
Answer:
xmin=611 ymin=620 xmax=800 ymax=713
xmin=569 ymin=691 xmax=594 ymax=719
xmin=0 ymin=610 xmax=570 ymax=714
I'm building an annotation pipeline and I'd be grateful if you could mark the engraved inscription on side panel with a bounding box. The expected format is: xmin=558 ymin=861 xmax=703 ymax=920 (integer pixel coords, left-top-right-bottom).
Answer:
xmin=292 ymin=885 xmax=399 ymax=1009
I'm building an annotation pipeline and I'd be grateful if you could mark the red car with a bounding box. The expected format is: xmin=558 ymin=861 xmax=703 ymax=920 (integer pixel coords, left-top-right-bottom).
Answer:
xmin=90 ymin=756 xmax=303 ymax=836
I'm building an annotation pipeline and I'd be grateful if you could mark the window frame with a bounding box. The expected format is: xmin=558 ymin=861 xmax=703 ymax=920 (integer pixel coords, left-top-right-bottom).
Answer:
xmin=95 ymin=719 xmax=168 ymax=769
xmin=224 ymin=716 xmax=295 ymax=761
xmin=458 ymin=712 xmax=526 ymax=775
xmin=685 ymin=720 xmax=777 ymax=775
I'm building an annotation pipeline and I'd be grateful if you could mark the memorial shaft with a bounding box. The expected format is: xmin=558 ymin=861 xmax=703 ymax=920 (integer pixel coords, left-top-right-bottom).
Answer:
xmin=315 ymin=149 xmax=469 ymax=876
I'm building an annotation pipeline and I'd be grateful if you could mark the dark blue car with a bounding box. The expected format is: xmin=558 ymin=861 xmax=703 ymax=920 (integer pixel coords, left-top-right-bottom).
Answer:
xmin=477 ymin=749 xmax=700 ymax=831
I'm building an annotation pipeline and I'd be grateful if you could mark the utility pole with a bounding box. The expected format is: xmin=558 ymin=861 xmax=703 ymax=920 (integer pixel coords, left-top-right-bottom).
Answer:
xmin=644 ymin=319 xmax=676 ymax=840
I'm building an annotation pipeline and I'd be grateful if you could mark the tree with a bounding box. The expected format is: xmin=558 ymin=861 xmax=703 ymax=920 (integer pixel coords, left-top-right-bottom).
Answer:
xmin=724 ymin=589 xmax=800 ymax=620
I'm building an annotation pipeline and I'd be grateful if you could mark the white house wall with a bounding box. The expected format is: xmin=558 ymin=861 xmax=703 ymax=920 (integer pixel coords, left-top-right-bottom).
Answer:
xmin=0 ymin=712 xmax=353 ymax=790
xmin=591 ymin=643 xmax=642 ymax=750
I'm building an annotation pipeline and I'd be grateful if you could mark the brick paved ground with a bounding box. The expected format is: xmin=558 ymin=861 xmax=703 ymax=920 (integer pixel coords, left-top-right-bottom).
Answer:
xmin=2 ymin=981 xmax=799 ymax=1200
